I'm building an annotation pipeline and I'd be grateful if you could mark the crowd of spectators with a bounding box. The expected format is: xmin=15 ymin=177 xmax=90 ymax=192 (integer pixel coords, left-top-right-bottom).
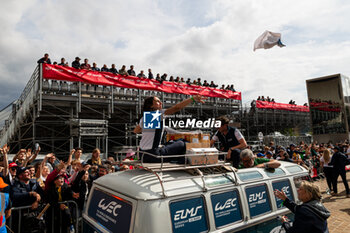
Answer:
xmin=256 ymin=96 xmax=309 ymax=106
xmin=0 ymin=145 xmax=129 ymax=232
xmin=249 ymin=140 xmax=350 ymax=197
xmin=37 ymin=53 xmax=236 ymax=91
xmin=257 ymin=96 xmax=275 ymax=102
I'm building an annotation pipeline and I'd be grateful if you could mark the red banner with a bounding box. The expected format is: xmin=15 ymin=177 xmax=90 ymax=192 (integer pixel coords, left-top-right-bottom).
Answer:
xmin=256 ymin=100 xmax=309 ymax=112
xmin=42 ymin=64 xmax=241 ymax=100
xmin=310 ymin=102 xmax=341 ymax=112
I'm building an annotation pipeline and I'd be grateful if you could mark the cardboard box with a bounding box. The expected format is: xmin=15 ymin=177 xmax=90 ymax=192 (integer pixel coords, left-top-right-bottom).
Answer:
xmin=167 ymin=132 xmax=200 ymax=143
xmin=186 ymin=142 xmax=203 ymax=149
xmin=186 ymin=148 xmax=219 ymax=165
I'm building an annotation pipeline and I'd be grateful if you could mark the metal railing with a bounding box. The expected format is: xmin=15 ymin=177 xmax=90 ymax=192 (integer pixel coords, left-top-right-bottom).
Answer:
xmin=8 ymin=200 xmax=79 ymax=233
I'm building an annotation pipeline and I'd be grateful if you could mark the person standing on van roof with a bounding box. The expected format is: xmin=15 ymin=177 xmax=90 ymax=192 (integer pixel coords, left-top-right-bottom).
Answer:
xmin=210 ymin=116 xmax=247 ymax=168
xmin=239 ymin=149 xmax=280 ymax=169
xmin=134 ymin=95 xmax=206 ymax=163
xmin=274 ymin=180 xmax=330 ymax=233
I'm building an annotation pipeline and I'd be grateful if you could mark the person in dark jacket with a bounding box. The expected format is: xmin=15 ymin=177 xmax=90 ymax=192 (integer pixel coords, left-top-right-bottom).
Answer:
xmin=71 ymin=57 xmax=81 ymax=69
xmin=210 ymin=116 xmax=247 ymax=168
xmin=274 ymin=180 xmax=330 ymax=233
xmin=46 ymin=174 xmax=75 ymax=233
xmin=71 ymin=165 xmax=91 ymax=213
xmin=37 ymin=53 xmax=51 ymax=64
xmin=10 ymin=167 xmax=43 ymax=208
xmin=328 ymin=146 xmax=350 ymax=197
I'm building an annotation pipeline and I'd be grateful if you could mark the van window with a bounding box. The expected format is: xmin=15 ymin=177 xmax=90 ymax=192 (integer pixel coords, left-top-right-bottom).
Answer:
xmin=210 ymin=190 xmax=242 ymax=228
xmin=205 ymin=176 xmax=233 ymax=187
xmin=245 ymin=184 xmax=271 ymax=218
xmin=87 ymin=188 xmax=133 ymax=233
xmin=237 ymin=171 xmax=263 ymax=181
xmin=265 ymin=168 xmax=286 ymax=177
xmin=170 ymin=196 xmax=208 ymax=233
xmin=272 ymin=180 xmax=294 ymax=209
xmin=285 ymin=166 xmax=303 ymax=173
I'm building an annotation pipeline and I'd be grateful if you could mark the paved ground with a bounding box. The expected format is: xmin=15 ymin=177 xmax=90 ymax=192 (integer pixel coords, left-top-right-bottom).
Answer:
xmin=315 ymin=173 xmax=350 ymax=233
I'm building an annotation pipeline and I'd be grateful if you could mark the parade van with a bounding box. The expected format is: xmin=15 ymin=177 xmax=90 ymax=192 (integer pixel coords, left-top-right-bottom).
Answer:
xmin=82 ymin=153 xmax=309 ymax=233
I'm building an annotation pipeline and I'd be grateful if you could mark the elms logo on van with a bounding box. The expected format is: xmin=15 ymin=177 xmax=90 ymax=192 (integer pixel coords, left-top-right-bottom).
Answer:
xmin=98 ymin=199 xmax=122 ymax=216
xmin=174 ymin=206 xmax=203 ymax=221
xmin=249 ymin=191 xmax=266 ymax=203
xmin=215 ymin=198 xmax=237 ymax=211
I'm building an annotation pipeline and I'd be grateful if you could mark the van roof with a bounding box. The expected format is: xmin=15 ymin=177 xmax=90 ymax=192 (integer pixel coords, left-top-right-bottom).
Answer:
xmin=93 ymin=161 xmax=308 ymax=201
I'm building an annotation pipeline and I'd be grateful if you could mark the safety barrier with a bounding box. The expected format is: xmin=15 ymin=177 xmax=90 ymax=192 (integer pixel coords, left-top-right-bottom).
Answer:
xmin=7 ymin=200 xmax=79 ymax=233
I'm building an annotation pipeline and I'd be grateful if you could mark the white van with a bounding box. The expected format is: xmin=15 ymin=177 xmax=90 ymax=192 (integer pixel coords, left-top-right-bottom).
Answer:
xmin=82 ymin=159 xmax=309 ymax=233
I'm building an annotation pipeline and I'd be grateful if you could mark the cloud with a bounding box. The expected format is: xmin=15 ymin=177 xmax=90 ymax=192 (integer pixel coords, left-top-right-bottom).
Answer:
xmin=1 ymin=0 xmax=350 ymax=110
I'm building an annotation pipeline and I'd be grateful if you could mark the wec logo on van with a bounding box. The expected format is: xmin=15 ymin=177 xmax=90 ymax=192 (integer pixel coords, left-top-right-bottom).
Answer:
xmin=174 ymin=206 xmax=202 ymax=221
xmin=214 ymin=198 xmax=237 ymax=211
xmin=98 ymin=199 xmax=122 ymax=216
xmin=249 ymin=191 xmax=266 ymax=202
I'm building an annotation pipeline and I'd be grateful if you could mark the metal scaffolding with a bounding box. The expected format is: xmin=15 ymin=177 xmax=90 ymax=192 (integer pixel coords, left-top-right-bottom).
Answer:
xmin=0 ymin=65 xmax=241 ymax=157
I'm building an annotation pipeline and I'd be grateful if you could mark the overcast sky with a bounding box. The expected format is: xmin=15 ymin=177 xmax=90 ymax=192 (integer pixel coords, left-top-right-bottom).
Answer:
xmin=1 ymin=0 xmax=350 ymax=109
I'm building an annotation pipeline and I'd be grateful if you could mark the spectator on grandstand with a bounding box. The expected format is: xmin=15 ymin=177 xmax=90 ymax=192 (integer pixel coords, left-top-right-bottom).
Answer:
xmin=156 ymin=73 xmax=162 ymax=83
xmin=53 ymin=61 xmax=58 ymax=65
xmin=180 ymin=77 xmax=185 ymax=83
xmin=329 ymin=146 xmax=350 ymax=197
xmin=320 ymin=149 xmax=333 ymax=195
xmin=0 ymin=177 xmax=11 ymax=232
xmin=148 ymin=68 xmax=154 ymax=79
xmin=71 ymin=57 xmax=81 ymax=69
xmin=239 ymin=149 xmax=280 ymax=169
xmin=46 ymin=173 xmax=76 ymax=233
xmin=128 ymin=65 xmax=136 ymax=76
xmin=197 ymin=78 xmax=202 ymax=86
xmin=225 ymin=85 xmax=230 ymax=90
xmin=209 ymin=81 xmax=217 ymax=88
xmin=266 ymin=96 xmax=271 ymax=102
xmin=303 ymin=103 xmax=308 ymax=106
xmin=186 ymin=78 xmax=191 ymax=85
xmin=119 ymin=65 xmax=128 ymax=75
xmin=220 ymin=84 xmax=225 ymax=89
xmin=80 ymin=58 xmax=91 ymax=70
xmin=91 ymin=62 xmax=100 ymax=71
xmin=230 ymin=84 xmax=236 ymax=92
xmin=10 ymin=167 xmax=43 ymax=208
xmin=169 ymin=76 xmax=174 ymax=82
xmin=58 ymin=58 xmax=66 ymax=66
xmin=109 ymin=64 xmax=118 ymax=74
xmin=274 ymin=181 xmax=330 ymax=233
xmin=203 ymin=80 xmax=209 ymax=87
xmin=193 ymin=80 xmax=197 ymax=85
xmin=137 ymin=70 xmax=146 ymax=78
xmin=261 ymin=96 xmax=266 ymax=101
xmin=210 ymin=116 xmax=248 ymax=168
xmin=271 ymin=98 xmax=275 ymax=103
xmin=161 ymin=73 xmax=167 ymax=81
xmin=101 ymin=64 xmax=109 ymax=72
xmin=37 ymin=53 xmax=51 ymax=64
xmin=86 ymin=148 xmax=102 ymax=166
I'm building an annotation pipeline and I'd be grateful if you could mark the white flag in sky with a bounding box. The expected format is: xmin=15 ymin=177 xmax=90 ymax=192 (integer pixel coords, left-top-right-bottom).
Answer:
xmin=253 ymin=30 xmax=286 ymax=51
